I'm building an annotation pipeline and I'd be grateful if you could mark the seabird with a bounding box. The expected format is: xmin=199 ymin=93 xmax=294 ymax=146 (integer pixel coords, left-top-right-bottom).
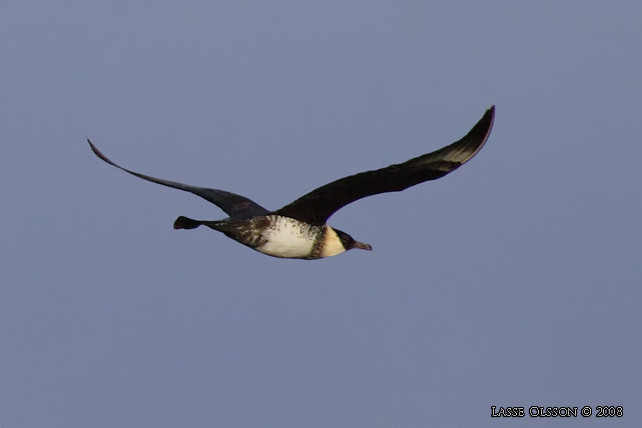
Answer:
xmin=88 ymin=106 xmax=494 ymax=259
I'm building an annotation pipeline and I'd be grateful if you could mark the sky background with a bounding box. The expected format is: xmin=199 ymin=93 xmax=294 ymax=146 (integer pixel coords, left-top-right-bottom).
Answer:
xmin=2 ymin=1 xmax=641 ymax=427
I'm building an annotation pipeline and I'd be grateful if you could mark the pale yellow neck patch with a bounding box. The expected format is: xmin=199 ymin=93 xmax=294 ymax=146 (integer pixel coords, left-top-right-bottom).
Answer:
xmin=320 ymin=226 xmax=346 ymax=258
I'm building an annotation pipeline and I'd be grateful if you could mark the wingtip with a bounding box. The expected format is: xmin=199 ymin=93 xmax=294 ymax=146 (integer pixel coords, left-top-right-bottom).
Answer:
xmin=485 ymin=104 xmax=495 ymax=135
xmin=473 ymin=105 xmax=496 ymax=143
xmin=86 ymin=137 xmax=119 ymax=167
xmin=442 ymin=105 xmax=495 ymax=166
xmin=483 ymin=105 xmax=495 ymax=125
xmin=487 ymin=105 xmax=496 ymax=125
xmin=86 ymin=137 xmax=102 ymax=157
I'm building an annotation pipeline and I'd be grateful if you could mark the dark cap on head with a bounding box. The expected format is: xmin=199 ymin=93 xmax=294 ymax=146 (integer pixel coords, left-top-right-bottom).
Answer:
xmin=334 ymin=228 xmax=372 ymax=251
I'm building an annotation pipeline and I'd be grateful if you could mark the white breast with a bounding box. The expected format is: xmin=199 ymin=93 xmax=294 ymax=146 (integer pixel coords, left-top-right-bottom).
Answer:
xmin=255 ymin=216 xmax=319 ymax=259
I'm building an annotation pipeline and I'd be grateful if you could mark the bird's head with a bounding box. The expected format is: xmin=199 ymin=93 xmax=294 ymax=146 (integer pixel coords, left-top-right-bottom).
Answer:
xmin=318 ymin=226 xmax=371 ymax=258
xmin=334 ymin=228 xmax=372 ymax=251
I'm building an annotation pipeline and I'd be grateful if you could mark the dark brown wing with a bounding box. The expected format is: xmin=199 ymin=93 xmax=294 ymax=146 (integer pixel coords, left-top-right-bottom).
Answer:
xmin=87 ymin=139 xmax=270 ymax=219
xmin=275 ymin=106 xmax=495 ymax=225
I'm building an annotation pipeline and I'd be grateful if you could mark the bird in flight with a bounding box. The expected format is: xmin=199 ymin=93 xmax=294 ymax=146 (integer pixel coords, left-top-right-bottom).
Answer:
xmin=88 ymin=106 xmax=494 ymax=260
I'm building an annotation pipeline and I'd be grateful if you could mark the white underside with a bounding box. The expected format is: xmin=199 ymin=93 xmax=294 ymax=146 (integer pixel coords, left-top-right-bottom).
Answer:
xmin=255 ymin=218 xmax=317 ymax=258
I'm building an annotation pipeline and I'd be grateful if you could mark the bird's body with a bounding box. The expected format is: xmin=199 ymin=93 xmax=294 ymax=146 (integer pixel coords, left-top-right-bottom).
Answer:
xmin=88 ymin=106 xmax=495 ymax=260
xmin=252 ymin=216 xmax=323 ymax=259
xmin=173 ymin=215 xmax=363 ymax=259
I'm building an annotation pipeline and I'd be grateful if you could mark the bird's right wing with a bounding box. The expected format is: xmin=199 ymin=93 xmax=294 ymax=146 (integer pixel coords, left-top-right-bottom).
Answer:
xmin=87 ymin=140 xmax=270 ymax=219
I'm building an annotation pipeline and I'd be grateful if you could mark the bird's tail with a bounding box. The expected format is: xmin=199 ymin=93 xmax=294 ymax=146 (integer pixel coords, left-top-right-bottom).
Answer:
xmin=174 ymin=216 xmax=206 ymax=230
xmin=173 ymin=216 xmax=231 ymax=231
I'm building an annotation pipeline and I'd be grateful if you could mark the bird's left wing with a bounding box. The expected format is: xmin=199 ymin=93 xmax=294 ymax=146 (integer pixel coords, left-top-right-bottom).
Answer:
xmin=275 ymin=106 xmax=495 ymax=225
xmin=87 ymin=140 xmax=270 ymax=219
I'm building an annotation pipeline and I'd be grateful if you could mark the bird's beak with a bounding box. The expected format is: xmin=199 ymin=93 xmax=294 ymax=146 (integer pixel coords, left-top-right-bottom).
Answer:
xmin=354 ymin=241 xmax=372 ymax=251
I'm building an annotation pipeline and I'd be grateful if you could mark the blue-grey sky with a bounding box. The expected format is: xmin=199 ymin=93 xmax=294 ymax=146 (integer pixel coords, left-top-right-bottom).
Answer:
xmin=2 ymin=1 xmax=641 ymax=427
